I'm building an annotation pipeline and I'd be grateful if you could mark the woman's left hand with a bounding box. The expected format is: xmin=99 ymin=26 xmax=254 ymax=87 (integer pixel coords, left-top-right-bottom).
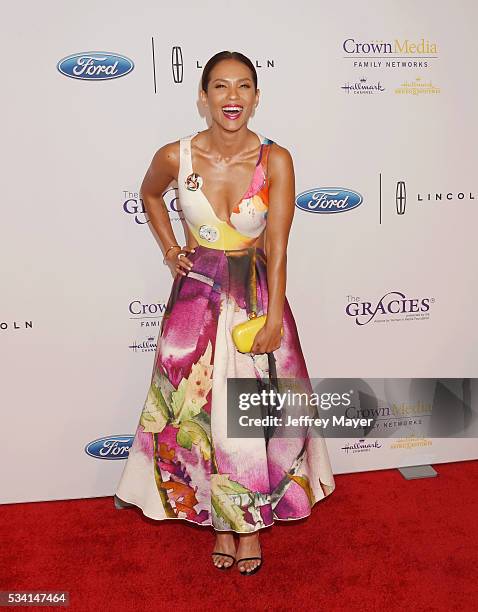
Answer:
xmin=250 ymin=322 xmax=283 ymax=355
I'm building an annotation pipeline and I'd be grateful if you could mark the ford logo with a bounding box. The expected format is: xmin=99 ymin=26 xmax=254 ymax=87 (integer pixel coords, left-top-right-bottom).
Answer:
xmin=57 ymin=52 xmax=134 ymax=81
xmin=295 ymin=188 xmax=363 ymax=214
xmin=85 ymin=435 xmax=134 ymax=460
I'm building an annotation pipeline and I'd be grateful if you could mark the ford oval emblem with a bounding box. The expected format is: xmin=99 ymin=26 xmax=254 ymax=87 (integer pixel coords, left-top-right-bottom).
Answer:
xmin=57 ymin=52 xmax=134 ymax=81
xmin=295 ymin=187 xmax=363 ymax=214
xmin=85 ymin=435 xmax=134 ymax=460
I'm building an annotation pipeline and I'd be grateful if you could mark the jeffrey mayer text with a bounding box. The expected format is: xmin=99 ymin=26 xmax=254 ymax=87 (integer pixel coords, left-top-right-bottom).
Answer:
xmin=239 ymin=415 xmax=374 ymax=428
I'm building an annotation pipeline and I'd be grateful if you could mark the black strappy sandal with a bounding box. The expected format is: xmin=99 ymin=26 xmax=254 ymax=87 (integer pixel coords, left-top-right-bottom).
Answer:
xmin=236 ymin=556 xmax=263 ymax=575
xmin=211 ymin=552 xmax=236 ymax=570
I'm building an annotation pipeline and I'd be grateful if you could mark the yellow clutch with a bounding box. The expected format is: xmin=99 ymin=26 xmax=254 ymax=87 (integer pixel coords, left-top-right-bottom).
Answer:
xmin=232 ymin=314 xmax=284 ymax=353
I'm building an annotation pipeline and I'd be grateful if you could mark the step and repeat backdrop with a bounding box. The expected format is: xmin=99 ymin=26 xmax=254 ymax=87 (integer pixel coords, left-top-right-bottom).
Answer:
xmin=2 ymin=0 xmax=478 ymax=504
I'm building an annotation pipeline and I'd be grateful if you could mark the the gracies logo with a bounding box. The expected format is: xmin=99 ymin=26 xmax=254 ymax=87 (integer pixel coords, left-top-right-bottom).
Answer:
xmin=345 ymin=291 xmax=433 ymax=325
xmin=296 ymin=188 xmax=363 ymax=214
xmin=85 ymin=435 xmax=134 ymax=459
xmin=57 ymin=52 xmax=134 ymax=80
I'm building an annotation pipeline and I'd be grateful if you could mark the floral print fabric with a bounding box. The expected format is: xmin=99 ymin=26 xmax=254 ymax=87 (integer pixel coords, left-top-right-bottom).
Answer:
xmin=115 ymin=246 xmax=336 ymax=532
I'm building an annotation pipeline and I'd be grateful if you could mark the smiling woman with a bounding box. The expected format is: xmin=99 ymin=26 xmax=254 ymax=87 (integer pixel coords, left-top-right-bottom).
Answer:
xmin=114 ymin=50 xmax=336 ymax=576
xmin=222 ymin=104 xmax=244 ymax=120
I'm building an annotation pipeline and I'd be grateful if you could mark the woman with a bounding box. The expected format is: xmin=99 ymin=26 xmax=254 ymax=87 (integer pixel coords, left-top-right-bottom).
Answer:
xmin=115 ymin=51 xmax=335 ymax=575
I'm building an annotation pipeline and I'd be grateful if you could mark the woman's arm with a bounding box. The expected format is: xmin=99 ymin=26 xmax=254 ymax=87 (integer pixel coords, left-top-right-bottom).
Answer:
xmin=140 ymin=142 xmax=194 ymax=276
xmin=251 ymin=144 xmax=296 ymax=354
xmin=140 ymin=141 xmax=181 ymax=257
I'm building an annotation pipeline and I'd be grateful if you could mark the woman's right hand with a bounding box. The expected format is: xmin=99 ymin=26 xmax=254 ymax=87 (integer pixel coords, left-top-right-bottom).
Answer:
xmin=164 ymin=246 xmax=196 ymax=278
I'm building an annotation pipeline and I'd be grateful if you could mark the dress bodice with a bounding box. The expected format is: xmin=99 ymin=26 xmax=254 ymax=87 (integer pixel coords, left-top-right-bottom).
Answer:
xmin=177 ymin=132 xmax=274 ymax=250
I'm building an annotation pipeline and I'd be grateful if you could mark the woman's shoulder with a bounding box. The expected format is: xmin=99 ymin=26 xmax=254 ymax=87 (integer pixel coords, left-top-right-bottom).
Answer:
xmin=151 ymin=132 xmax=196 ymax=160
xmin=149 ymin=143 xmax=177 ymax=179
xmin=153 ymin=137 xmax=179 ymax=159
xmin=149 ymin=135 xmax=189 ymax=176
xmin=148 ymin=132 xmax=198 ymax=181
xmin=264 ymin=136 xmax=293 ymax=168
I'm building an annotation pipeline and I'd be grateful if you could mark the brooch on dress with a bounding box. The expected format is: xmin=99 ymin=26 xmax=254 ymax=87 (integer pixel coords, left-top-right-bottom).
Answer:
xmin=185 ymin=172 xmax=203 ymax=191
xmin=198 ymin=224 xmax=219 ymax=243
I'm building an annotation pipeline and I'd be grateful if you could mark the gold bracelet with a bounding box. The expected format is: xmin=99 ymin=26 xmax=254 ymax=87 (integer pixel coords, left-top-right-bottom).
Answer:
xmin=163 ymin=244 xmax=181 ymax=264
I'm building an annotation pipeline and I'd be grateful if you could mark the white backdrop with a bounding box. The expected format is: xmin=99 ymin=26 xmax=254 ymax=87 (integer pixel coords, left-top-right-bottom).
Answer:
xmin=1 ymin=0 xmax=477 ymax=504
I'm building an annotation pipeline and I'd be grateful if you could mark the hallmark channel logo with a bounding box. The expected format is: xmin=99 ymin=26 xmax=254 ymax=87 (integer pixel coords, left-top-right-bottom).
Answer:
xmin=341 ymin=439 xmax=382 ymax=454
xmin=345 ymin=291 xmax=435 ymax=326
xmin=122 ymin=186 xmax=183 ymax=224
xmin=295 ymin=188 xmax=363 ymax=214
xmin=85 ymin=435 xmax=134 ymax=460
xmin=129 ymin=336 xmax=158 ymax=353
xmin=394 ymin=181 xmax=477 ymax=215
xmin=129 ymin=299 xmax=167 ymax=328
xmin=57 ymin=52 xmax=134 ymax=80
xmin=341 ymin=77 xmax=385 ymax=94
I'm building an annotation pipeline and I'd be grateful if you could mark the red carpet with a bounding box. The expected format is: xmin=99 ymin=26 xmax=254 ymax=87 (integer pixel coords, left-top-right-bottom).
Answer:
xmin=1 ymin=460 xmax=477 ymax=611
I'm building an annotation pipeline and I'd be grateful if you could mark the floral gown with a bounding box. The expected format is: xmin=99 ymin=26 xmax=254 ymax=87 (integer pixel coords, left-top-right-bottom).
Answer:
xmin=115 ymin=132 xmax=335 ymax=532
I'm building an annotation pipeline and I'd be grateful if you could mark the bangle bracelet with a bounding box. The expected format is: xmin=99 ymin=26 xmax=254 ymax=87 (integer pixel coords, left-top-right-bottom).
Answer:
xmin=163 ymin=244 xmax=181 ymax=265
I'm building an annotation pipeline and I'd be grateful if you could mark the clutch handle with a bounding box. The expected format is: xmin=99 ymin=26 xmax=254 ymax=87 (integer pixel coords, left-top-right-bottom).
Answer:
xmin=247 ymin=248 xmax=259 ymax=319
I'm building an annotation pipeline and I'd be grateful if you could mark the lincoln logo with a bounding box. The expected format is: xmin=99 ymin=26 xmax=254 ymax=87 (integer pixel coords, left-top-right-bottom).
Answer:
xmin=396 ymin=181 xmax=406 ymax=214
xmin=172 ymin=46 xmax=183 ymax=83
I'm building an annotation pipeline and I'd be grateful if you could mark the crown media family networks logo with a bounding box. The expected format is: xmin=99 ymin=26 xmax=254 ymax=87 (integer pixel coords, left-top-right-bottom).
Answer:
xmin=343 ymin=36 xmax=438 ymax=66
xmin=128 ymin=297 xmax=168 ymax=353
xmin=341 ymin=37 xmax=440 ymax=95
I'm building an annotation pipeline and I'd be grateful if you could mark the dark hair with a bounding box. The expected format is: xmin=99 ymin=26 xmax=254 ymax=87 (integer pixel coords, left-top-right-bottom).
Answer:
xmin=201 ymin=51 xmax=258 ymax=93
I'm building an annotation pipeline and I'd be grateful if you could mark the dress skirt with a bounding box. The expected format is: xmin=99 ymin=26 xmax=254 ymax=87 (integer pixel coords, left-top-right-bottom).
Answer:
xmin=115 ymin=245 xmax=335 ymax=533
